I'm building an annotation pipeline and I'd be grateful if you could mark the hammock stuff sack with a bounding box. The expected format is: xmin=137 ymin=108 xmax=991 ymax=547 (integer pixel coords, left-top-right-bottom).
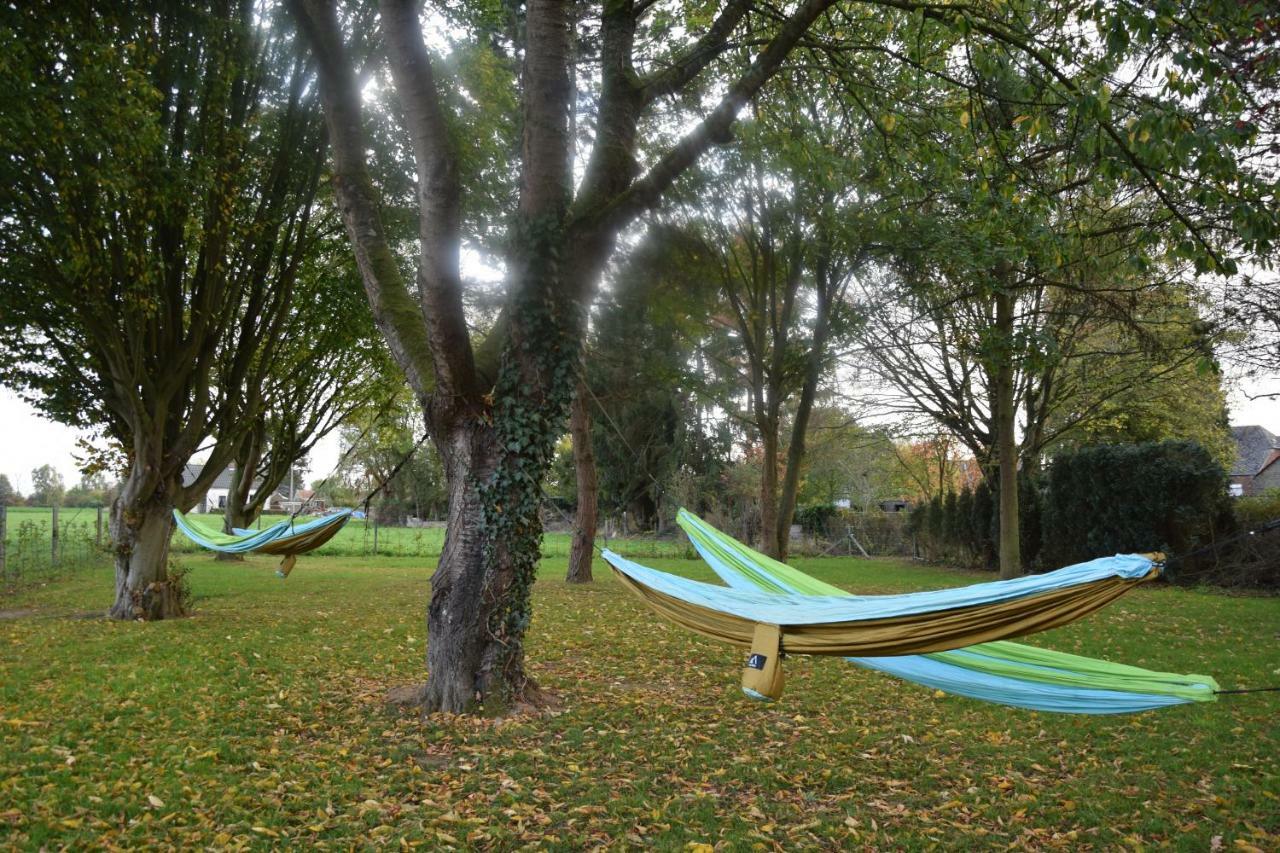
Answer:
xmin=601 ymin=510 xmax=1217 ymax=714
xmin=172 ymin=509 xmax=352 ymax=577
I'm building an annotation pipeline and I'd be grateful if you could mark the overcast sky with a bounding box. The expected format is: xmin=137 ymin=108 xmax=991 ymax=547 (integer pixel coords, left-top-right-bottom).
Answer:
xmin=2 ymin=371 xmax=1277 ymax=494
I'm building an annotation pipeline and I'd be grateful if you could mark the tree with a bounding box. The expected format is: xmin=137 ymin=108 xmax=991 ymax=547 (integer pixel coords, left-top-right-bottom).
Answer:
xmin=680 ymin=109 xmax=865 ymax=560
xmin=290 ymin=0 xmax=1279 ymax=709
xmin=842 ymin=9 xmax=1272 ymax=575
xmin=220 ymin=236 xmax=399 ymax=535
xmin=333 ymin=391 xmax=447 ymax=523
xmin=28 ymin=465 xmax=65 ymax=507
xmin=0 ymin=2 xmax=330 ymax=618
xmin=0 ymin=474 xmax=21 ymax=507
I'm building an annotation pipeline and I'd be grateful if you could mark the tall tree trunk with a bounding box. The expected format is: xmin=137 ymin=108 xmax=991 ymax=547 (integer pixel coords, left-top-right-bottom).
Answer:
xmin=774 ymin=254 xmax=837 ymax=562
xmin=759 ymin=421 xmax=780 ymax=558
xmin=109 ymin=464 xmax=184 ymax=620
xmin=219 ymin=455 xmax=253 ymax=562
xmin=419 ymin=419 xmax=507 ymax=712
xmin=566 ymin=378 xmax=597 ymax=583
xmin=994 ymin=288 xmax=1022 ymax=579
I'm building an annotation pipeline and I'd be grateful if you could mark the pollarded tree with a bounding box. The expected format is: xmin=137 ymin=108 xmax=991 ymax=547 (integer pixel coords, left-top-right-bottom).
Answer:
xmin=0 ymin=1 xmax=329 ymax=618
xmin=220 ymin=233 xmax=400 ymax=534
xmin=290 ymin=0 xmax=1278 ymax=710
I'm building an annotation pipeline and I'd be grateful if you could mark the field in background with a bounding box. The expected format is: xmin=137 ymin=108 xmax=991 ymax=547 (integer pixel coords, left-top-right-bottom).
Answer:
xmin=1 ymin=550 xmax=1276 ymax=848
xmin=0 ymin=506 xmax=687 ymax=592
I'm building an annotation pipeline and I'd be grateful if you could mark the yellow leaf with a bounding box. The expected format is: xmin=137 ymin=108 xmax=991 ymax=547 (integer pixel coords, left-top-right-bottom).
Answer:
xmin=960 ymin=110 xmax=970 ymax=128
xmin=147 ymin=795 xmax=164 ymax=809
xmin=252 ymin=826 xmax=280 ymax=838
xmin=686 ymin=844 xmax=715 ymax=853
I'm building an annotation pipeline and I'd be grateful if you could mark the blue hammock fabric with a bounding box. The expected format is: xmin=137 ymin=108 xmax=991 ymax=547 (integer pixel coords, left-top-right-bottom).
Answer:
xmin=603 ymin=550 xmax=1156 ymax=626
xmin=674 ymin=510 xmax=1216 ymax=714
xmin=172 ymin=510 xmax=351 ymax=554
xmin=172 ymin=513 xmax=293 ymax=553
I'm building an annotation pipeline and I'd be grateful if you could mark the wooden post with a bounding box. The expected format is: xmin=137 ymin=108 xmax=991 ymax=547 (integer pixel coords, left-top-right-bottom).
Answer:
xmin=372 ymin=511 xmax=379 ymax=555
xmin=96 ymin=506 xmax=104 ymax=546
xmin=51 ymin=504 xmax=60 ymax=565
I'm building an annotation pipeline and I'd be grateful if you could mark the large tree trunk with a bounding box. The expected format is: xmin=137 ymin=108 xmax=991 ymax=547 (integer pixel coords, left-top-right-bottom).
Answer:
xmin=109 ymin=466 xmax=184 ymax=621
xmin=419 ymin=420 xmax=509 ymax=712
xmin=759 ymin=422 xmax=781 ymax=558
xmin=566 ymin=379 xmax=597 ymax=583
xmin=994 ymin=288 xmax=1022 ymax=579
xmin=295 ymin=0 xmax=848 ymax=716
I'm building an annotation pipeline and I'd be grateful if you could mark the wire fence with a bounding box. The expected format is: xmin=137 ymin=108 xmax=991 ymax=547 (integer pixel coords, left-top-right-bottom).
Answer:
xmin=0 ymin=506 xmax=691 ymax=597
xmin=0 ymin=505 xmax=109 ymax=594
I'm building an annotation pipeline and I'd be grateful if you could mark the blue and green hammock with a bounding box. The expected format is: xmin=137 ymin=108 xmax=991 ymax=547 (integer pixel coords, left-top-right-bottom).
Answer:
xmin=602 ymin=509 xmax=1217 ymax=714
xmin=172 ymin=509 xmax=352 ymax=577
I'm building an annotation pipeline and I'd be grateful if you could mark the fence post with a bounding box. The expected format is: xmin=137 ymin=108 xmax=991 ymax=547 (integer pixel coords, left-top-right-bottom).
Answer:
xmin=51 ymin=504 xmax=60 ymax=566
xmin=96 ymin=506 xmax=104 ymax=546
xmin=372 ymin=512 xmax=379 ymax=556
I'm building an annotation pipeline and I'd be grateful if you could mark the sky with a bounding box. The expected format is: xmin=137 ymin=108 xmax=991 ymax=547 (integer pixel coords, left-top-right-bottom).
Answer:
xmin=2 ymin=373 xmax=1278 ymax=494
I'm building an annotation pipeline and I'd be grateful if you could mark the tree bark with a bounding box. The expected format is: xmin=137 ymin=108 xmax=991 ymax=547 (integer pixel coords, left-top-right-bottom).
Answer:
xmin=293 ymin=0 xmax=848 ymax=714
xmin=994 ymin=287 xmax=1022 ymax=578
xmin=109 ymin=465 xmax=183 ymax=621
xmin=567 ymin=378 xmax=597 ymax=583
xmin=759 ymin=422 xmax=780 ymax=558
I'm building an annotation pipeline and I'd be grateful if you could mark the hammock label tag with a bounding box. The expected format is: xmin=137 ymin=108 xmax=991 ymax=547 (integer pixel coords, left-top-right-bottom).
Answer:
xmin=747 ymin=653 xmax=767 ymax=670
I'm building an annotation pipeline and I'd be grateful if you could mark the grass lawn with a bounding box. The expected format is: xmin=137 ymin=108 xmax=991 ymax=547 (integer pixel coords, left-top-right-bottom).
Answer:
xmin=1 ymin=549 xmax=1277 ymax=849
xmin=2 ymin=506 xmax=687 ymax=560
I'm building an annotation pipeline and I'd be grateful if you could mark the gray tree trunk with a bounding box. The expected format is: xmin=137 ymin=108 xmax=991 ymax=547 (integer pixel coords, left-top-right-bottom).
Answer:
xmin=759 ymin=423 xmax=780 ymax=558
xmin=995 ymin=288 xmax=1022 ymax=579
xmin=567 ymin=380 xmax=597 ymax=583
xmin=109 ymin=466 xmax=183 ymax=620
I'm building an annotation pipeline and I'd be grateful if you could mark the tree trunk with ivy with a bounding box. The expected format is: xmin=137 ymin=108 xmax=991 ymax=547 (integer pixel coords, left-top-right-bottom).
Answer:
xmin=295 ymin=0 xmax=865 ymax=712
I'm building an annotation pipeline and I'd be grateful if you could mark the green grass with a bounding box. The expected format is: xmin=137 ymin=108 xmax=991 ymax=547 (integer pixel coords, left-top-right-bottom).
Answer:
xmin=1 ymin=550 xmax=1277 ymax=849
xmin=3 ymin=506 xmax=687 ymax=560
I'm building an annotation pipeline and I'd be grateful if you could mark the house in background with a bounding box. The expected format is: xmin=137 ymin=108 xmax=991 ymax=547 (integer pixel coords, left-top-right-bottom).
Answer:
xmin=1229 ymin=425 xmax=1280 ymax=497
xmin=183 ymin=464 xmax=288 ymax=513
xmin=282 ymin=488 xmax=328 ymax=514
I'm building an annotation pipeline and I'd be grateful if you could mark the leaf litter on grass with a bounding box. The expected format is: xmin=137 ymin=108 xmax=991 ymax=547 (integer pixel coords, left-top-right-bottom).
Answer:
xmin=0 ymin=552 xmax=1276 ymax=848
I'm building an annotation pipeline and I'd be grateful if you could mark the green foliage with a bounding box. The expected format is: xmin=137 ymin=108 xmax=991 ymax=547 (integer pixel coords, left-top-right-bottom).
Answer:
xmin=0 ymin=475 xmax=16 ymax=507
xmin=1041 ymin=441 xmax=1232 ymax=569
xmin=586 ymin=228 xmax=733 ymax=527
xmin=28 ymin=466 xmax=64 ymax=508
xmin=1234 ymin=490 xmax=1280 ymax=529
xmin=793 ymin=504 xmax=838 ymax=537
xmin=477 ymin=219 xmax=583 ymax=702
xmin=1 ymin=553 xmax=1276 ymax=847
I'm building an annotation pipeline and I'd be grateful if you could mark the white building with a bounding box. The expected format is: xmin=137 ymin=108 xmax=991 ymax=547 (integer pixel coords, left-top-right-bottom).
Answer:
xmin=183 ymin=464 xmax=287 ymax=514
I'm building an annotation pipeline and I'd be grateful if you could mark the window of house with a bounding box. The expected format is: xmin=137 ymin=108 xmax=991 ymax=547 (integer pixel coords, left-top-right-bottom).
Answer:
xmin=1229 ymin=483 xmax=1244 ymax=498
xmin=218 ymin=495 xmax=227 ymax=508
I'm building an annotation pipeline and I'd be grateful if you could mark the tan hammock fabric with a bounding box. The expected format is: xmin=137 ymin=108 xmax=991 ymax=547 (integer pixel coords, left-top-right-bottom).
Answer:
xmin=613 ymin=566 xmax=1159 ymax=658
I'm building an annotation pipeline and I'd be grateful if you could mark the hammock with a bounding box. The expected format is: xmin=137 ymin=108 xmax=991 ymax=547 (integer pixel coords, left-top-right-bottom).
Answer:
xmin=172 ymin=509 xmax=352 ymax=577
xmin=602 ymin=509 xmax=1217 ymax=713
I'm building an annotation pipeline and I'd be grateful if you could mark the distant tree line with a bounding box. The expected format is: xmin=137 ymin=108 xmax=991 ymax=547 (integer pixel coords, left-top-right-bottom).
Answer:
xmin=0 ymin=467 xmax=119 ymax=508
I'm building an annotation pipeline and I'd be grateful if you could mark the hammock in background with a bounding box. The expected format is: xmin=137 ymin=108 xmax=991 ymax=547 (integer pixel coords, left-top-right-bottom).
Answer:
xmin=602 ymin=509 xmax=1217 ymax=713
xmin=172 ymin=509 xmax=353 ymax=577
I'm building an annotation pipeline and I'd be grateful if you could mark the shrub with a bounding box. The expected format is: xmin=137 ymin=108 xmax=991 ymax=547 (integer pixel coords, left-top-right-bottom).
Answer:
xmin=1040 ymin=440 xmax=1230 ymax=569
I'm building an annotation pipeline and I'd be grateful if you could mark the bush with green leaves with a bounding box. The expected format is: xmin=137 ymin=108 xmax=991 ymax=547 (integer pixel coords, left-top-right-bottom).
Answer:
xmin=1040 ymin=440 xmax=1231 ymax=570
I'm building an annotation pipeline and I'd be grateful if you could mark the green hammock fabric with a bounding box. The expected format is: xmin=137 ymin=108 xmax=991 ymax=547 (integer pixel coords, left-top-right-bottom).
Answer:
xmin=673 ymin=509 xmax=1218 ymax=712
xmin=172 ymin=509 xmax=352 ymax=558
